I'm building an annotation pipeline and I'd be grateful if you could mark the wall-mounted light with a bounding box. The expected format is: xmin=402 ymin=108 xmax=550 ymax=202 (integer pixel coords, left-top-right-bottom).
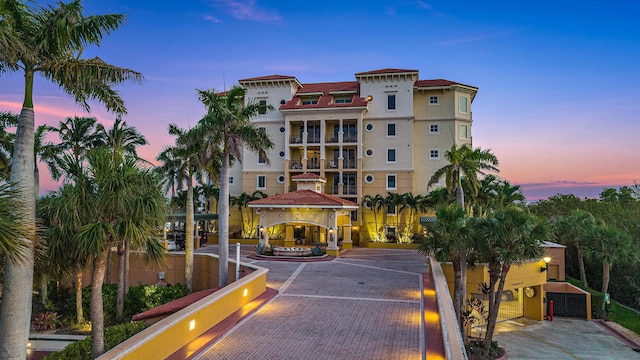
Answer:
xmin=189 ymin=319 xmax=196 ymax=331
xmin=540 ymin=256 xmax=551 ymax=272
xmin=243 ymin=288 xmax=248 ymax=297
xmin=259 ymin=225 xmax=265 ymax=240
xmin=329 ymin=227 xmax=335 ymax=242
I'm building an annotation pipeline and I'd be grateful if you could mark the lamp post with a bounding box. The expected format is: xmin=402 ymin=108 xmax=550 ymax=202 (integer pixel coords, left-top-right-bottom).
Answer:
xmin=328 ymin=227 xmax=335 ymax=243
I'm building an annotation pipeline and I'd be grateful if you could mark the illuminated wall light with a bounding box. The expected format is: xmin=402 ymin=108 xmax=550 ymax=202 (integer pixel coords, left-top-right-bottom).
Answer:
xmin=27 ymin=342 xmax=32 ymax=347
xmin=423 ymin=289 xmax=436 ymax=297
xmin=189 ymin=319 xmax=196 ymax=331
xmin=424 ymin=310 xmax=440 ymax=324
xmin=243 ymin=288 xmax=248 ymax=297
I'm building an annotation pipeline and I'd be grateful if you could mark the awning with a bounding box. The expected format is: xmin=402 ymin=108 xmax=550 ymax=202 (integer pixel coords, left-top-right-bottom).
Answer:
xmin=419 ymin=217 xmax=437 ymax=226
xmin=167 ymin=213 xmax=218 ymax=221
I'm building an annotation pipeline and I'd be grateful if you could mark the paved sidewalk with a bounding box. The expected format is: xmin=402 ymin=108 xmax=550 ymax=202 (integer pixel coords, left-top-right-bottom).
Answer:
xmin=195 ymin=245 xmax=428 ymax=360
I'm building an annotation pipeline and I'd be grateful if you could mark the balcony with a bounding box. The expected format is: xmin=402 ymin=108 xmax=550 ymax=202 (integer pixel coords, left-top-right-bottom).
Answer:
xmin=289 ymin=135 xmax=302 ymax=144
xmin=326 ymin=160 xmax=338 ymax=169
xmin=290 ymin=161 xmax=303 ymax=170
xmin=307 ymin=134 xmax=321 ymax=144
xmin=331 ymin=185 xmax=339 ymax=195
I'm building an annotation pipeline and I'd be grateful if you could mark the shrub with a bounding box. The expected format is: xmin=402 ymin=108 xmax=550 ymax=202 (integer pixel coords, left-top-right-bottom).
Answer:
xmin=310 ymin=244 xmax=325 ymax=256
xmin=44 ymin=321 xmax=147 ymax=360
xmin=255 ymin=243 xmax=266 ymax=255
xmin=31 ymin=311 xmax=60 ymax=332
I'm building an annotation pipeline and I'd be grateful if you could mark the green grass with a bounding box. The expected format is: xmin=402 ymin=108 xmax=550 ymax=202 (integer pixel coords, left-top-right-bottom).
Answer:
xmin=566 ymin=277 xmax=640 ymax=335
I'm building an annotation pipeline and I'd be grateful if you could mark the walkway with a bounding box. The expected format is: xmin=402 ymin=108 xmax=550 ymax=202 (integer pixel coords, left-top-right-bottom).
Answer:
xmin=194 ymin=245 xmax=429 ymax=360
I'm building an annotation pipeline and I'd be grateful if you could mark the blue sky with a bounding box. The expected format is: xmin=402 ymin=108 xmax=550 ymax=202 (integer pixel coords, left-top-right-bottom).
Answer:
xmin=2 ymin=0 xmax=640 ymax=200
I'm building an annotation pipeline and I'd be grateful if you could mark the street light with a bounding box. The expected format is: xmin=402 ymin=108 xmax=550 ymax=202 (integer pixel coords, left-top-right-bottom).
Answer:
xmin=540 ymin=256 xmax=552 ymax=272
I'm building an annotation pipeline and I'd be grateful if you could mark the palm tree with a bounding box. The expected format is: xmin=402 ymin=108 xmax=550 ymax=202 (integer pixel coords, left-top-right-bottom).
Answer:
xmin=363 ymin=194 xmax=385 ymax=242
xmin=196 ymin=86 xmax=274 ymax=287
xmin=0 ymin=111 xmax=18 ymax=180
xmin=48 ymin=116 xmax=103 ymax=173
xmin=231 ymin=192 xmax=252 ymax=238
xmin=0 ymin=182 xmax=29 ymax=263
xmin=471 ymin=207 xmax=548 ymax=354
xmin=427 ymin=144 xmax=499 ymax=326
xmin=0 ymin=2 xmax=142 ymax=355
xmin=418 ymin=204 xmax=472 ymax=333
xmin=553 ymin=210 xmax=599 ymax=288
xmin=167 ymin=124 xmax=207 ymax=292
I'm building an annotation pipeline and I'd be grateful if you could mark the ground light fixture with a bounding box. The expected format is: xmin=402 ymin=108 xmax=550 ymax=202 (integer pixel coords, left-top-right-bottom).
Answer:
xmin=540 ymin=256 xmax=552 ymax=272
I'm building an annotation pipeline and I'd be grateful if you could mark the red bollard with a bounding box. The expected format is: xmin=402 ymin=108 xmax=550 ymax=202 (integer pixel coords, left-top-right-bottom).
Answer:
xmin=549 ymin=300 xmax=554 ymax=321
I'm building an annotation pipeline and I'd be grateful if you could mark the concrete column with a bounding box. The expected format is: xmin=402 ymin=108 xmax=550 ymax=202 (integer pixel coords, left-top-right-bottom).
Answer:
xmin=284 ymin=225 xmax=295 ymax=247
xmin=259 ymin=225 xmax=269 ymax=246
xmin=342 ymin=223 xmax=353 ymax=249
xmin=326 ymin=213 xmax=339 ymax=257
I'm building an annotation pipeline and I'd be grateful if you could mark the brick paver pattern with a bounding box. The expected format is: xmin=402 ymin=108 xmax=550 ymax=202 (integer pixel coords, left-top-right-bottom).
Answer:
xmin=195 ymin=246 xmax=428 ymax=360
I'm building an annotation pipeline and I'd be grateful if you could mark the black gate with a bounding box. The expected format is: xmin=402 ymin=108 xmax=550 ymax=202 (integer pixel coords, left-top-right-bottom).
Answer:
xmin=546 ymin=292 xmax=587 ymax=318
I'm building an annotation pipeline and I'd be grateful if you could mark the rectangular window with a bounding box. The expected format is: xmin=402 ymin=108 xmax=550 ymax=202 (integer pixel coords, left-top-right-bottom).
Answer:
xmin=258 ymin=151 xmax=267 ymax=164
xmin=387 ymin=94 xmax=396 ymax=110
xmin=387 ymin=148 xmax=396 ymax=163
xmin=429 ymin=149 xmax=440 ymax=160
xmin=459 ymin=96 xmax=468 ymax=114
xmin=429 ymin=96 xmax=439 ymax=105
xmin=429 ymin=123 xmax=439 ymax=134
xmin=351 ymin=210 xmax=358 ymax=221
xmin=335 ymin=98 xmax=352 ymax=104
xmin=302 ymin=99 xmax=318 ymax=105
xmin=257 ymin=175 xmax=266 ymax=190
xmin=387 ymin=122 xmax=396 ymax=137
xmin=229 ymin=176 xmax=234 ymax=184
xmin=386 ymin=226 xmax=396 ymax=236
xmin=386 ymin=174 xmax=397 ymax=190
xmin=258 ymin=99 xmax=267 ymax=115
xmin=386 ymin=206 xmax=395 ymax=215
xmin=459 ymin=124 xmax=469 ymax=140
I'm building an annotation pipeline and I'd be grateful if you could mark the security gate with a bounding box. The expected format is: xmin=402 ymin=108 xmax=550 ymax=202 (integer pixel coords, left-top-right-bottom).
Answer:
xmin=546 ymin=292 xmax=588 ymax=318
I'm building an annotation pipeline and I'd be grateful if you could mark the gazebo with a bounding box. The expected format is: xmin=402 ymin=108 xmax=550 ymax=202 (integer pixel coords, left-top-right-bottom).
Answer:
xmin=248 ymin=173 xmax=359 ymax=256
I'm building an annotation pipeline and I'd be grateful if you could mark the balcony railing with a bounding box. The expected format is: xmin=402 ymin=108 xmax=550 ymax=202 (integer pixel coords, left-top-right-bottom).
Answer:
xmin=307 ymin=134 xmax=321 ymax=143
xmin=325 ymin=134 xmax=338 ymax=143
xmin=331 ymin=185 xmax=339 ymax=195
xmin=290 ymin=161 xmax=303 ymax=170
xmin=290 ymin=135 xmax=302 ymax=144
xmin=343 ymin=134 xmax=357 ymax=143
xmin=343 ymin=159 xmax=357 ymax=169
xmin=326 ymin=160 xmax=338 ymax=169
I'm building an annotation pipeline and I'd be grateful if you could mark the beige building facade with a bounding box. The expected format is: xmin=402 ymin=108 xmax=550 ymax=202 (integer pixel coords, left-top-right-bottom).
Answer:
xmin=228 ymin=68 xmax=477 ymax=244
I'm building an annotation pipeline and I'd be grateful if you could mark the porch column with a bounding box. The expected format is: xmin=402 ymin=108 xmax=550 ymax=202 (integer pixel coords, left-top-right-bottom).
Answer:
xmin=284 ymin=225 xmax=295 ymax=247
xmin=326 ymin=212 xmax=339 ymax=257
xmin=341 ymin=223 xmax=353 ymax=249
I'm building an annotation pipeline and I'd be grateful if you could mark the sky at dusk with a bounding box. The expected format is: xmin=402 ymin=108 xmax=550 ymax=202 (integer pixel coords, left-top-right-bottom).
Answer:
xmin=1 ymin=0 xmax=639 ymax=201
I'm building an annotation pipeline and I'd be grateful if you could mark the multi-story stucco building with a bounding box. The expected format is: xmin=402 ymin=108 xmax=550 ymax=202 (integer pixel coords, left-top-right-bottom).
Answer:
xmin=228 ymin=68 xmax=477 ymax=245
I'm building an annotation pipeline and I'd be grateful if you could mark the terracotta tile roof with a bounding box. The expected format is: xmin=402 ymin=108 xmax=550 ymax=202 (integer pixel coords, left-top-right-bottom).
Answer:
xmin=292 ymin=173 xmax=326 ymax=180
xmin=355 ymin=68 xmax=419 ymax=76
xmin=131 ymin=287 xmax=221 ymax=322
xmin=239 ymin=75 xmax=296 ymax=82
xmin=248 ymin=189 xmax=359 ymax=208
xmin=415 ymin=79 xmax=477 ymax=89
xmin=280 ymin=81 xmax=367 ymax=110
xmin=297 ymin=81 xmax=358 ymax=94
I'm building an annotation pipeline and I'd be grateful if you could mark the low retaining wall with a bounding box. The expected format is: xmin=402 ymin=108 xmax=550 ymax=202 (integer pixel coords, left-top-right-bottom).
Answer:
xmin=98 ymin=254 xmax=268 ymax=359
xmin=360 ymin=242 xmax=420 ymax=249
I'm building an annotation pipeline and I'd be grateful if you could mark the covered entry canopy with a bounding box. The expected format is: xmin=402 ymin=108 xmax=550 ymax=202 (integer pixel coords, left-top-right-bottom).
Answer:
xmin=247 ymin=173 xmax=358 ymax=256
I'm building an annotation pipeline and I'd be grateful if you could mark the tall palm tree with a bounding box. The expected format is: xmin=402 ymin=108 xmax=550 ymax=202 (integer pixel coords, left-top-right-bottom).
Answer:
xmin=167 ymin=124 xmax=206 ymax=292
xmin=196 ymin=86 xmax=274 ymax=287
xmin=231 ymin=192 xmax=252 ymax=238
xmin=427 ymin=144 xmax=499 ymax=325
xmin=471 ymin=207 xmax=548 ymax=354
xmin=0 ymin=111 xmax=18 ymax=181
xmin=48 ymin=116 xmax=103 ymax=173
xmin=553 ymin=210 xmax=599 ymax=288
xmin=0 ymin=2 xmax=142 ymax=355
xmin=0 ymin=182 xmax=29 ymax=263
xmin=418 ymin=204 xmax=472 ymax=333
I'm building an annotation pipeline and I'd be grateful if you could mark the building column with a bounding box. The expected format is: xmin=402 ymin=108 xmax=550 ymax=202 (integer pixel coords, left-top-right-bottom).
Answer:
xmin=259 ymin=225 xmax=269 ymax=246
xmin=342 ymin=223 xmax=353 ymax=249
xmin=326 ymin=211 xmax=339 ymax=257
xmin=284 ymin=224 xmax=295 ymax=247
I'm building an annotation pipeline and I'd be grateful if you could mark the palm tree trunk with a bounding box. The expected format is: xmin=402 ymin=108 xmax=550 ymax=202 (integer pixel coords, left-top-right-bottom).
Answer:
xmin=0 ymin=105 xmax=36 ymax=360
xmin=602 ymin=258 xmax=610 ymax=296
xmin=39 ymin=277 xmax=48 ymax=305
xmin=116 ymin=241 xmax=125 ymax=322
xmin=91 ymin=251 xmax=109 ymax=358
xmin=218 ymin=152 xmax=230 ymax=287
xmin=124 ymin=241 xmax=130 ymax=294
xmin=76 ymin=271 xmax=84 ymax=323
xmin=452 ymin=257 xmax=463 ymax=325
xmin=484 ymin=264 xmax=510 ymax=353
xmin=185 ymin=175 xmax=195 ymax=293
xmin=577 ymin=245 xmax=589 ymax=288
xmin=459 ymin=252 xmax=468 ymax=333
